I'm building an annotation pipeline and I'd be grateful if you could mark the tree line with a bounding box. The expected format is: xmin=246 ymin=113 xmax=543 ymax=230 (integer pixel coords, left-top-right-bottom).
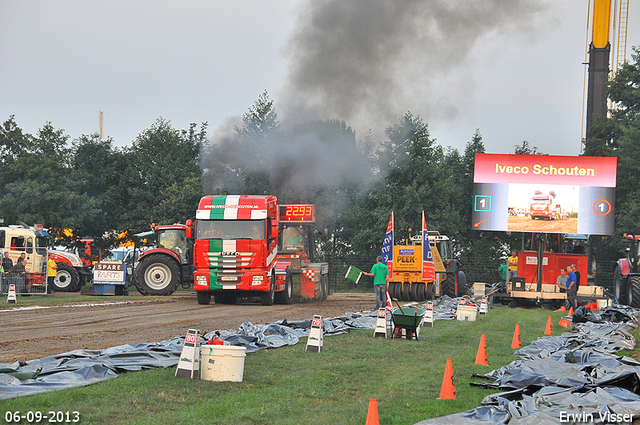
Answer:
xmin=3 ymin=47 xmax=640 ymax=283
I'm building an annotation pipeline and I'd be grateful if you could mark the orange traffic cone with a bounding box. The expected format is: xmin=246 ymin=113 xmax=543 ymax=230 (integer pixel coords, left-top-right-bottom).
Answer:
xmin=567 ymin=307 xmax=574 ymax=317
xmin=558 ymin=316 xmax=572 ymax=328
xmin=544 ymin=315 xmax=553 ymax=335
xmin=438 ymin=358 xmax=456 ymax=399
xmin=365 ymin=398 xmax=379 ymax=425
xmin=475 ymin=334 xmax=488 ymax=365
xmin=554 ymin=305 xmax=566 ymax=312
xmin=511 ymin=324 xmax=521 ymax=349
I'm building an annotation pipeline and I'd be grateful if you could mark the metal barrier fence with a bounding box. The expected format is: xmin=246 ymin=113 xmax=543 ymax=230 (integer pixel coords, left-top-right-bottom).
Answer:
xmin=1 ymin=273 xmax=48 ymax=296
xmin=325 ymin=256 xmax=618 ymax=296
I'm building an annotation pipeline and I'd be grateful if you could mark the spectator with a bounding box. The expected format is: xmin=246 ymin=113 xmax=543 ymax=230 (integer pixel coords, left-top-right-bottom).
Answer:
xmin=508 ymin=250 xmax=519 ymax=282
xmin=556 ymin=268 xmax=567 ymax=293
xmin=566 ymin=265 xmax=578 ymax=310
xmin=2 ymin=252 xmax=13 ymax=272
xmin=47 ymin=256 xmax=57 ymax=295
xmin=572 ymin=263 xmax=582 ymax=287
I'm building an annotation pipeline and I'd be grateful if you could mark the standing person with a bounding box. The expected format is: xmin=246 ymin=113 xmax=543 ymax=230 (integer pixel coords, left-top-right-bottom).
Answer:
xmin=556 ymin=268 xmax=567 ymax=293
xmin=566 ymin=265 xmax=578 ymax=310
xmin=47 ymin=256 xmax=57 ymax=295
xmin=498 ymin=262 xmax=507 ymax=283
xmin=508 ymin=250 xmax=519 ymax=282
xmin=572 ymin=263 xmax=582 ymax=287
xmin=364 ymin=256 xmax=389 ymax=310
xmin=2 ymin=252 xmax=13 ymax=272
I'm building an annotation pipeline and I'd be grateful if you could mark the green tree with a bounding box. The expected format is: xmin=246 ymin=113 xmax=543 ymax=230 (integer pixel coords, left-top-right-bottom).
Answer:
xmin=122 ymin=118 xmax=207 ymax=230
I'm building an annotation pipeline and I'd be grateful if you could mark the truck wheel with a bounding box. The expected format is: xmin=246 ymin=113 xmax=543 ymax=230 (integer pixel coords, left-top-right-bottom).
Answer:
xmin=197 ymin=291 xmax=211 ymax=305
xmin=391 ymin=283 xmax=401 ymax=300
xmin=275 ymin=272 xmax=293 ymax=304
xmin=261 ymin=274 xmax=275 ymax=305
xmin=135 ymin=254 xmax=180 ymax=296
xmin=614 ymin=266 xmax=627 ymax=304
xmin=53 ymin=264 xmax=80 ymax=292
xmin=320 ymin=273 xmax=329 ymax=301
xmin=628 ymin=276 xmax=640 ymax=308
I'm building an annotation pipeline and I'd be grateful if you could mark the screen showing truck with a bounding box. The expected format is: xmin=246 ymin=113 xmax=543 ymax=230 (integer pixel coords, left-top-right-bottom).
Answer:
xmin=472 ymin=153 xmax=617 ymax=235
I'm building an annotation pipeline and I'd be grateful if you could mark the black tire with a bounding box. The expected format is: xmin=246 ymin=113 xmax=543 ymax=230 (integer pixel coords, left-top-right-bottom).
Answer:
xmin=53 ymin=264 xmax=80 ymax=292
xmin=629 ymin=276 xmax=640 ymax=308
xmin=388 ymin=282 xmax=397 ymax=300
xmin=416 ymin=282 xmax=426 ymax=301
xmin=410 ymin=283 xmax=419 ymax=301
xmin=275 ymin=272 xmax=293 ymax=305
xmin=614 ymin=266 xmax=627 ymax=304
xmin=197 ymin=291 xmax=211 ymax=305
xmin=402 ymin=282 xmax=410 ymax=301
xmin=135 ymin=254 xmax=180 ymax=296
xmin=320 ymin=272 xmax=329 ymax=301
xmin=456 ymin=271 xmax=468 ymax=296
xmin=426 ymin=283 xmax=435 ymax=300
xmin=442 ymin=275 xmax=456 ymax=297
xmin=261 ymin=274 xmax=275 ymax=305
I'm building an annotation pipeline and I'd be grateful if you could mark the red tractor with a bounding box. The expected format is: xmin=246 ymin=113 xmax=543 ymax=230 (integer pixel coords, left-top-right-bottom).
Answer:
xmin=613 ymin=234 xmax=640 ymax=307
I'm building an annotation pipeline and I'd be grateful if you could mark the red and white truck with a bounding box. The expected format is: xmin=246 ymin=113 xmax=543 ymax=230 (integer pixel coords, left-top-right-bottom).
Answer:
xmin=133 ymin=195 xmax=330 ymax=305
xmin=529 ymin=191 xmax=560 ymax=220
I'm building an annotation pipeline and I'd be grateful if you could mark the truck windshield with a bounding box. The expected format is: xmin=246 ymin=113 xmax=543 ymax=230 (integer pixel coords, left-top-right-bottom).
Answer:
xmin=197 ymin=220 xmax=265 ymax=240
xmin=280 ymin=226 xmax=305 ymax=250
xmin=36 ymin=236 xmax=48 ymax=256
xmin=531 ymin=197 xmax=550 ymax=204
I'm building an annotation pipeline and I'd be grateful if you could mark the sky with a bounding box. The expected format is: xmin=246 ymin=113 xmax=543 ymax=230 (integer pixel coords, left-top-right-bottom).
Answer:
xmin=2 ymin=0 xmax=639 ymax=157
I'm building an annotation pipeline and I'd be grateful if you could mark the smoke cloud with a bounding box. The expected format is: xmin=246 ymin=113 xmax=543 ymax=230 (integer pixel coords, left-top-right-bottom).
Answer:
xmin=280 ymin=0 xmax=550 ymax=137
xmin=204 ymin=0 xmax=552 ymax=200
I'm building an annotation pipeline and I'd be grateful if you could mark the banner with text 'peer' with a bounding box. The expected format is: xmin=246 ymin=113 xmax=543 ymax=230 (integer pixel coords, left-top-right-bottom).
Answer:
xmin=472 ymin=153 xmax=617 ymax=235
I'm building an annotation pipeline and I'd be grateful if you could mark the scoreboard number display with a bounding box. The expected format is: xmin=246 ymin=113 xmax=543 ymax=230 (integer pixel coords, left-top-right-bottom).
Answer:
xmin=279 ymin=204 xmax=315 ymax=223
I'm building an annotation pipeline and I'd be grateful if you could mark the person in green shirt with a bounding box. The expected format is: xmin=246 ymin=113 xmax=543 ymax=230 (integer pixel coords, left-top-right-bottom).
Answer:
xmin=365 ymin=256 xmax=389 ymax=310
xmin=498 ymin=263 xmax=507 ymax=283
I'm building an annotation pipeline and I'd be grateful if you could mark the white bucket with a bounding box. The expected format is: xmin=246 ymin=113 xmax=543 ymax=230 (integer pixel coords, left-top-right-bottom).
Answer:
xmin=200 ymin=345 xmax=246 ymax=382
xmin=597 ymin=299 xmax=611 ymax=310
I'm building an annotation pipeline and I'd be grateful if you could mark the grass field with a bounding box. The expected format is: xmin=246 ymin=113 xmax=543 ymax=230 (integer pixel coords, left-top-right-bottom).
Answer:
xmin=2 ymin=305 xmax=637 ymax=425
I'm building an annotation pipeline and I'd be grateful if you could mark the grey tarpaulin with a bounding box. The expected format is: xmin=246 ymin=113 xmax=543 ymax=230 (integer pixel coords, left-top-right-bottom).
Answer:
xmin=0 ymin=312 xmax=376 ymax=399
xmin=413 ymin=305 xmax=640 ymax=425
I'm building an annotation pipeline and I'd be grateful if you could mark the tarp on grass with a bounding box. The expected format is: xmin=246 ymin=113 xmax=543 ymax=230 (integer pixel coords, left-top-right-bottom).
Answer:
xmin=413 ymin=305 xmax=640 ymax=425
xmin=0 ymin=312 xmax=377 ymax=399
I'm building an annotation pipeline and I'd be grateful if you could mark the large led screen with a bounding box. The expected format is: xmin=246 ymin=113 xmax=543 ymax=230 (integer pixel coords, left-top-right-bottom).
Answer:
xmin=472 ymin=154 xmax=617 ymax=235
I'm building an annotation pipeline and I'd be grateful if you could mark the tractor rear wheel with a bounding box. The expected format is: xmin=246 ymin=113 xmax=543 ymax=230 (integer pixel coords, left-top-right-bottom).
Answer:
xmin=614 ymin=266 xmax=627 ymax=304
xmin=628 ymin=276 xmax=640 ymax=308
xmin=441 ymin=275 xmax=456 ymax=298
xmin=53 ymin=264 xmax=80 ymax=292
xmin=135 ymin=254 xmax=180 ymax=295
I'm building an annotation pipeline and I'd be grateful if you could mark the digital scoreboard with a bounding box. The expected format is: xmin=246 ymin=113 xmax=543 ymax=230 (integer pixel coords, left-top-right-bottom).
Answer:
xmin=472 ymin=153 xmax=617 ymax=235
xmin=278 ymin=204 xmax=316 ymax=223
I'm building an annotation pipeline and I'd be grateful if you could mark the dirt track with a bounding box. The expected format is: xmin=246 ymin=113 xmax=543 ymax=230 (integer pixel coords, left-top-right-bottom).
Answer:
xmin=0 ymin=292 xmax=376 ymax=364
xmin=508 ymin=216 xmax=578 ymax=233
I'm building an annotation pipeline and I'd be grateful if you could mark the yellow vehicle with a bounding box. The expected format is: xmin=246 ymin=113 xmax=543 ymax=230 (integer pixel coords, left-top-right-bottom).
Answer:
xmin=388 ymin=231 xmax=467 ymax=301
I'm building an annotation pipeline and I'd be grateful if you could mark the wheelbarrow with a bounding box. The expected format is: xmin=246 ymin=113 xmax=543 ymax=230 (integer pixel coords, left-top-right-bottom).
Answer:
xmin=391 ymin=306 xmax=426 ymax=340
